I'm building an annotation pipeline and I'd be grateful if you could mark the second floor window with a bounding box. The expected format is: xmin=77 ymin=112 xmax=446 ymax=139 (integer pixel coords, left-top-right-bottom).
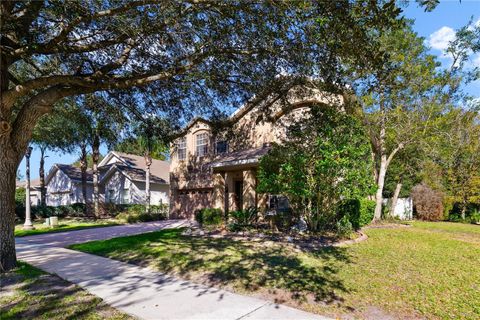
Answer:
xmin=177 ymin=137 xmax=186 ymax=160
xmin=216 ymin=140 xmax=228 ymax=154
xmin=196 ymin=132 xmax=208 ymax=157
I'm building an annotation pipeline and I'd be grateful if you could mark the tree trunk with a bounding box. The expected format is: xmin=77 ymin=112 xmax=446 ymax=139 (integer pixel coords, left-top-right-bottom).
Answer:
xmin=390 ymin=182 xmax=402 ymax=218
xmin=79 ymin=144 xmax=89 ymax=216
xmin=0 ymin=148 xmax=20 ymax=272
xmin=461 ymin=201 xmax=467 ymax=220
xmin=92 ymin=134 xmax=100 ymax=218
xmin=39 ymin=147 xmax=46 ymax=206
xmin=374 ymin=104 xmax=387 ymax=222
xmin=145 ymin=153 xmax=152 ymax=214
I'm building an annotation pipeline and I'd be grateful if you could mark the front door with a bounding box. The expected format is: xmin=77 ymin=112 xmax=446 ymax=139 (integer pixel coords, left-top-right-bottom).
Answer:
xmin=234 ymin=180 xmax=243 ymax=211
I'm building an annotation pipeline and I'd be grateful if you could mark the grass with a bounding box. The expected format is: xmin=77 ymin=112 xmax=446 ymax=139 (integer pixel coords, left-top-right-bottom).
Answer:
xmin=0 ymin=261 xmax=132 ymax=320
xmin=70 ymin=222 xmax=480 ymax=319
xmin=15 ymin=219 xmax=121 ymax=237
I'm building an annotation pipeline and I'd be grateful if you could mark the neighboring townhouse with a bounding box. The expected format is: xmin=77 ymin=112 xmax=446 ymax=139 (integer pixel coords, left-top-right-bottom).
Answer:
xmin=99 ymin=151 xmax=170 ymax=205
xmin=35 ymin=151 xmax=170 ymax=207
xmin=44 ymin=164 xmax=94 ymax=206
xmin=16 ymin=178 xmax=41 ymax=206
xmin=170 ymin=86 xmax=343 ymax=219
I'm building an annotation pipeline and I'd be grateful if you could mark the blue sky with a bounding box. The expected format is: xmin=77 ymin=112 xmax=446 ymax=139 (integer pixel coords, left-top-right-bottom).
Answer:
xmin=19 ymin=1 xmax=480 ymax=180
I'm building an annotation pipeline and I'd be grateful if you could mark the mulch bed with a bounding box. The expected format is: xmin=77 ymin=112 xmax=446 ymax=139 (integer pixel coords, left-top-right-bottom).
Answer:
xmin=183 ymin=227 xmax=367 ymax=252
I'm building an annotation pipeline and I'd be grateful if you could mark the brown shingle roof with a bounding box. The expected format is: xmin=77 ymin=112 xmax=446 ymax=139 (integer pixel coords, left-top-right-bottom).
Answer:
xmin=56 ymin=164 xmax=93 ymax=182
xmin=114 ymin=164 xmax=168 ymax=184
xmin=112 ymin=152 xmax=170 ymax=183
xmin=210 ymin=144 xmax=271 ymax=169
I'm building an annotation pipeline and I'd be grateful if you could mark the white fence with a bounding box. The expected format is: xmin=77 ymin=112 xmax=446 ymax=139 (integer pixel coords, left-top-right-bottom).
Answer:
xmin=382 ymin=197 xmax=413 ymax=220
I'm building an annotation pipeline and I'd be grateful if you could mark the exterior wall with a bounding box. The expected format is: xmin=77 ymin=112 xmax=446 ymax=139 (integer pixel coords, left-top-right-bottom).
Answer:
xmin=46 ymin=169 xmax=73 ymax=206
xmin=71 ymin=182 xmax=94 ymax=204
xmin=131 ymin=181 xmax=169 ymax=205
xmin=30 ymin=190 xmax=41 ymax=206
xmin=104 ymin=171 xmax=131 ymax=204
xmin=104 ymin=170 xmax=169 ymax=205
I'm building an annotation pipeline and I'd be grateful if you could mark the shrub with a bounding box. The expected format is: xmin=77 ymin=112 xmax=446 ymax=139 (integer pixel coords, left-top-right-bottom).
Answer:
xmin=227 ymin=207 xmax=259 ymax=232
xmin=195 ymin=208 xmax=223 ymax=226
xmin=15 ymin=188 xmax=26 ymax=221
xmin=412 ymin=184 xmax=444 ymax=221
xmin=116 ymin=204 xmax=167 ymax=223
xmin=230 ymin=207 xmax=258 ymax=225
xmin=339 ymin=198 xmax=375 ymax=230
xmin=32 ymin=205 xmax=55 ymax=218
xmin=470 ymin=210 xmax=480 ymax=224
xmin=336 ymin=215 xmax=354 ymax=238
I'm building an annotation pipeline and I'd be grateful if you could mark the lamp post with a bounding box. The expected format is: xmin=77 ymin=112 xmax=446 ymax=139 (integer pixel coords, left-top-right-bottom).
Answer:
xmin=23 ymin=146 xmax=34 ymax=230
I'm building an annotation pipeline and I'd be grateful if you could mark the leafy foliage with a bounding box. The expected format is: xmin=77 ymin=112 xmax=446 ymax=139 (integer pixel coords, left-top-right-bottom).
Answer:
xmin=411 ymin=184 xmax=444 ymax=221
xmin=228 ymin=207 xmax=259 ymax=231
xmin=195 ymin=208 xmax=223 ymax=226
xmin=339 ymin=198 xmax=376 ymax=230
xmin=116 ymin=205 xmax=168 ymax=223
xmin=258 ymin=105 xmax=375 ymax=232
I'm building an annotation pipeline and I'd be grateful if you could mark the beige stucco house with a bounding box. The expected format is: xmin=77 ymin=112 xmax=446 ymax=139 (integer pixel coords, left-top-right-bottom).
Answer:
xmin=170 ymin=86 xmax=343 ymax=219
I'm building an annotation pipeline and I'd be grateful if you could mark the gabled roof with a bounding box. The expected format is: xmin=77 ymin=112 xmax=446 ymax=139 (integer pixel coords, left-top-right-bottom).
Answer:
xmin=100 ymin=164 xmax=168 ymax=185
xmin=99 ymin=151 xmax=170 ymax=184
xmin=45 ymin=164 xmax=93 ymax=185
xmin=16 ymin=178 xmax=41 ymax=189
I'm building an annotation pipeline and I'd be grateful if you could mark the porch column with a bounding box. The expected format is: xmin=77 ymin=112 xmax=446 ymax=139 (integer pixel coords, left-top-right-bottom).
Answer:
xmin=225 ymin=172 xmax=236 ymax=212
xmin=243 ymin=169 xmax=256 ymax=210
xmin=213 ymin=172 xmax=225 ymax=211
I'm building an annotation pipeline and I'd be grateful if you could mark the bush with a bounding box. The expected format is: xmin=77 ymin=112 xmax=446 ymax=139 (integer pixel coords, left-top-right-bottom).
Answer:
xmin=32 ymin=205 xmax=55 ymax=218
xmin=15 ymin=188 xmax=26 ymax=221
xmin=339 ymin=198 xmax=375 ymax=230
xmin=336 ymin=215 xmax=354 ymax=238
xmin=116 ymin=204 xmax=168 ymax=223
xmin=470 ymin=210 xmax=480 ymax=224
xmin=195 ymin=208 xmax=223 ymax=226
xmin=230 ymin=207 xmax=258 ymax=225
xmin=227 ymin=207 xmax=259 ymax=232
xmin=412 ymin=184 xmax=444 ymax=221
xmin=446 ymin=201 xmax=480 ymax=223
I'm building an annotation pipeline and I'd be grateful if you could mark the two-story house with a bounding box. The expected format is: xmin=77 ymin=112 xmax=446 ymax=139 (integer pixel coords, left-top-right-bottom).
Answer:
xmin=170 ymin=86 xmax=343 ymax=219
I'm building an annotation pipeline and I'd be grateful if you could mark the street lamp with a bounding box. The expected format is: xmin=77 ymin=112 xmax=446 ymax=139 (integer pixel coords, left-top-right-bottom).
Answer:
xmin=23 ymin=146 xmax=34 ymax=230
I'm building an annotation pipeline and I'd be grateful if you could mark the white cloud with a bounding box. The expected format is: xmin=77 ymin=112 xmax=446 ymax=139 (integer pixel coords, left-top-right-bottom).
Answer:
xmin=428 ymin=26 xmax=456 ymax=52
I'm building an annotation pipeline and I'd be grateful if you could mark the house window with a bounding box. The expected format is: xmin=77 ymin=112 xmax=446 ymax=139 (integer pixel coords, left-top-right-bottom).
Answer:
xmin=196 ymin=132 xmax=208 ymax=157
xmin=177 ymin=137 xmax=186 ymax=161
xmin=121 ymin=189 xmax=130 ymax=204
xmin=215 ymin=140 xmax=228 ymax=154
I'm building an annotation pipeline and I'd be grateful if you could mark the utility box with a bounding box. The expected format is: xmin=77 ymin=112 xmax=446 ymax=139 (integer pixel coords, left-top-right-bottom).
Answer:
xmin=49 ymin=216 xmax=59 ymax=227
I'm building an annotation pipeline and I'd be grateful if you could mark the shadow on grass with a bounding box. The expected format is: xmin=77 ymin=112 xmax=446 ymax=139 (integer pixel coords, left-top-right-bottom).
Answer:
xmin=0 ymin=262 xmax=127 ymax=320
xmin=73 ymin=228 xmax=351 ymax=304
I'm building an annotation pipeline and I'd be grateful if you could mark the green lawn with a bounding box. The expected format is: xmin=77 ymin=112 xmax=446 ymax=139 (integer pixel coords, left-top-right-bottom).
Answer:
xmin=15 ymin=219 xmax=121 ymax=237
xmin=70 ymin=222 xmax=480 ymax=319
xmin=0 ymin=261 xmax=132 ymax=320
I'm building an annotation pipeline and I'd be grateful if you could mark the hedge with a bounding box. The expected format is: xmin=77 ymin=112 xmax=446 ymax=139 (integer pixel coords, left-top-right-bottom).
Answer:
xmin=339 ymin=198 xmax=376 ymax=230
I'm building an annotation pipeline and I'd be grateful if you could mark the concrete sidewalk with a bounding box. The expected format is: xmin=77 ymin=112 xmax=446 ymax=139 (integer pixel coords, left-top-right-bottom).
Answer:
xmin=16 ymin=221 xmax=330 ymax=320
